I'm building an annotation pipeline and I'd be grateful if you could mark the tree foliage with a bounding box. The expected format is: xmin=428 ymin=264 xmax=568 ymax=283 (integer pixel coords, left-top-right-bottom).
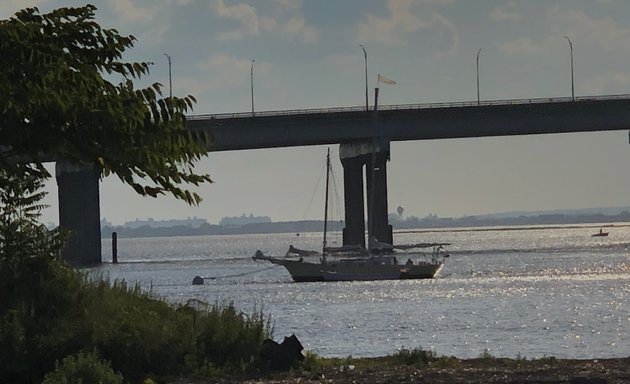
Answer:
xmin=0 ymin=168 xmax=66 ymax=269
xmin=0 ymin=5 xmax=212 ymax=204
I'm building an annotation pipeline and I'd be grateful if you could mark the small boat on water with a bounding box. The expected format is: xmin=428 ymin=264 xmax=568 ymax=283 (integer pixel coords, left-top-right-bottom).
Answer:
xmin=592 ymin=228 xmax=609 ymax=237
xmin=252 ymin=148 xmax=450 ymax=282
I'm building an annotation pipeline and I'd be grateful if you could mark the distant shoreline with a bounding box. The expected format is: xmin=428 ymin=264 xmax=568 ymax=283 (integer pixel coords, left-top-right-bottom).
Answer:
xmin=102 ymin=214 xmax=630 ymax=239
xmin=396 ymin=222 xmax=630 ymax=234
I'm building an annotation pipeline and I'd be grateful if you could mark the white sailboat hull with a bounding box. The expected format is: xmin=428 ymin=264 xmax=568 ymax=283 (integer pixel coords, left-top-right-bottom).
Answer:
xmin=254 ymin=252 xmax=444 ymax=282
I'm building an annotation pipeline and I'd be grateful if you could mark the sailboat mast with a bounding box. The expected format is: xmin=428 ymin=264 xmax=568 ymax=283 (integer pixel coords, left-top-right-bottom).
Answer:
xmin=322 ymin=148 xmax=331 ymax=258
xmin=367 ymin=87 xmax=379 ymax=255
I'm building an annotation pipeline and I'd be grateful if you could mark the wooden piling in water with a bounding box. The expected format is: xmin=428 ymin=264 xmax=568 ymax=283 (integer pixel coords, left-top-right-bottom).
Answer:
xmin=112 ymin=232 xmax=118 ymax=264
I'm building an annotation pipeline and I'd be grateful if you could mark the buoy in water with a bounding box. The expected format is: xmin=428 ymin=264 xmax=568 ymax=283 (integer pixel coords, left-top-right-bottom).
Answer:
xmin=192 ymin=276 xmax=204 ymax=285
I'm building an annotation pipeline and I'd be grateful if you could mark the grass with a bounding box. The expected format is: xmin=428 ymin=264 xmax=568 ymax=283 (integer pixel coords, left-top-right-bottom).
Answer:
xmin=0 ymin=262 xmax=273 ymax=383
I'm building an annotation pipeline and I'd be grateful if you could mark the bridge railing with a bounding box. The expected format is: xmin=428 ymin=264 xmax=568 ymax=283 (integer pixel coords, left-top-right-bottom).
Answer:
xmin=187 ymin=94 xmax=630 ymax=121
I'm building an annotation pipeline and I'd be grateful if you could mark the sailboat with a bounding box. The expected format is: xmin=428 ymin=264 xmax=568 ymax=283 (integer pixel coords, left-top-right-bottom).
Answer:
xmin=253 ymin=148 xmax=450 ymax=282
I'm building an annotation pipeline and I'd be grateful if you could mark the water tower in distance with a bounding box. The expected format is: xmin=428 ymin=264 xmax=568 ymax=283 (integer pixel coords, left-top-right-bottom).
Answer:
xmin=397 ymin=206 xmax=404 ymax=221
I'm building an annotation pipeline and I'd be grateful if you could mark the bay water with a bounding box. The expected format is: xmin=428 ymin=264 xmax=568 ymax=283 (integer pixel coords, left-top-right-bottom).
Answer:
xmin=92 ymin=224 xmax=629 ymax=359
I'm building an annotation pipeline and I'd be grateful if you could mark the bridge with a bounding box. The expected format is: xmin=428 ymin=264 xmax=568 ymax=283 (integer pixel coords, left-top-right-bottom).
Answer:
xmin=187 ymin=95 xmax=630 ymax=150
xmin=56 ymin=95 xmax=630 ymax=265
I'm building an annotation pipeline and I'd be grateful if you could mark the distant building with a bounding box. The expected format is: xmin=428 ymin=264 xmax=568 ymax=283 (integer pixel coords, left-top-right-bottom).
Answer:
xmin=123 ymin=216 xmax=208 ymax=229
xmin=219 ymin=213 xmax=272 ymax=227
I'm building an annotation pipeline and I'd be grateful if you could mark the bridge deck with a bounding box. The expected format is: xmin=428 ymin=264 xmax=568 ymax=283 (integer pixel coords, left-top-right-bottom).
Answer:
xmin=186 ymin=95 xmax=630 ymax=152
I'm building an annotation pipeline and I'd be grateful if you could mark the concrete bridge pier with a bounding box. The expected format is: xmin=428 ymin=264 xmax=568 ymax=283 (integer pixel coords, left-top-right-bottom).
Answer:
xmin=339 ymin=141 xmax=392 ymax=249
xmin=366 ymin=151 xmax=393 ymax=247
xmin=55 ymin=162 xmax=102 ymax=266
xmin=340 ymin=154 xmax=366 ymax=248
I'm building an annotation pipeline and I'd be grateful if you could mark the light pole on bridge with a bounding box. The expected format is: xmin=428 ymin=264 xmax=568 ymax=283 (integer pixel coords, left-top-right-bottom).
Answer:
xmin=164 ymin=53 xmax=172 ymax=99
xmin=251 ymin=59 xmax=255 ymax=116
xmin=476 ymin=48 xmax=482 ymax=106
xmin=564 ymin=36 xmax=575 ymax=101
xmin=359 ymin=44 xmax=368 ymax=111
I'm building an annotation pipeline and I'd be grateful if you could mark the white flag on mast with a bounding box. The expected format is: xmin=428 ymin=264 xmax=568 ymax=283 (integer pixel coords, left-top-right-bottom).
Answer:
xmin=377 ymin=73 xmax=396 ymax=85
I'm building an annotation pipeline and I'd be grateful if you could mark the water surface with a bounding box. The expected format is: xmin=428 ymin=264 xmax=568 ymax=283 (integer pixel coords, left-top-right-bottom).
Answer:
xmin=92 ymin=224 xmax=630 ymax=359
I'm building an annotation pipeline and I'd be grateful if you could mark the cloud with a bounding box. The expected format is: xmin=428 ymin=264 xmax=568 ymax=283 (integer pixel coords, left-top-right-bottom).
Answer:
xmin=497 ymin=37 xmax=545 ymax=55
xmin=197 ymin=53 xmax=272 ymax=88
xmin=489 ymin=2 xmax=522 ymax=21
xmin=432 ymin=13 xmax=460 ymax=56
xmin=357 ymin=0 xmax=459 ymax=55
xmin=215 ymin=0 xmax=260 ymax=38
xmin=213 ymin=0 xmax=318 ymax=43
xmin=274 ymin=0 xmax=301 ymax=10
xmin=103 ymin=0 xmax=183 ymax=45
xmin=547 ymin=5 xmax=630 ymax=51
xmin=0 ymin=0 xmax=47 ymax=18
xmin=108 ymin=0 xmax=156 ymax=23
xmin=321 ymin=53 xmax=357 ymax=71
xmin=420 ymin=0 xmax=455 ymax=4
xmin=172 ymin=53 xmax=259 ymax=99
xmin=283 ymin=15 xmax=318 ymax=43
xmin=498 ymin=5 xmax=630 ymax=56
xmin=0 ymin=1 xmax=174 ymax=44
xmin=581 ymin=72 xmax=630 ymax=94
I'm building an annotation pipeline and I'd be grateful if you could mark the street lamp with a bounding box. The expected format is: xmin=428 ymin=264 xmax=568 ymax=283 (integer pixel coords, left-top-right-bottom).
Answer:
xmin=164 ymin=53 xmax=172 ymax=98
xmin=250 ymin=59 xmax=255 ymax=116
xmin=359 ymin=44 xmax=368 ymax=111
xmin=476 ymin=48 xmax=482 ymax=106
xmin=564 ymin=36 xmax=574 ymax=101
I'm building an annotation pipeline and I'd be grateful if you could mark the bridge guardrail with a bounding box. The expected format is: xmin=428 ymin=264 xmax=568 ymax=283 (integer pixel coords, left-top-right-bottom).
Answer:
xmin=187 ymin=94 xmax=630 ymax=121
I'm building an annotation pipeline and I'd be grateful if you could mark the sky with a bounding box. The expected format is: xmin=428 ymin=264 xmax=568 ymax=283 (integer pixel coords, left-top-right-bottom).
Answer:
xmin=3 ymin=0 xmax=630 ymax=226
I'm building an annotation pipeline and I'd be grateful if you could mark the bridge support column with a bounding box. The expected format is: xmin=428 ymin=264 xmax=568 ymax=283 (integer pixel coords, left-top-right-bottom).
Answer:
xmin=340 ymin=140 xmax=392 ymax=248
xmin=366 ymin=152 xmax=393 ymax=246
xmin=340 ymin=154 xmax=365 ymax=248
xmin=56 ymin=162 xmax=102 ymax=266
